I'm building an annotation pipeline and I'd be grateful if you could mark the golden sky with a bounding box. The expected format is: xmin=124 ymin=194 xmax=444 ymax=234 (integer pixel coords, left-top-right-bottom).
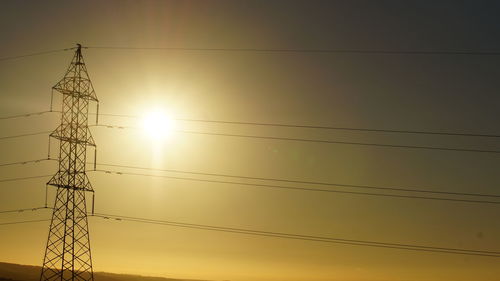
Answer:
xmin=0 ymin=1 xmax=499 ymax=281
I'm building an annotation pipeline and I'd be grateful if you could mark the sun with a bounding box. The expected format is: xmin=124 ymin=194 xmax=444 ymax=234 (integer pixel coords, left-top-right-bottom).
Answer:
xmin=142 ymin=110 xmax=176 ymax=140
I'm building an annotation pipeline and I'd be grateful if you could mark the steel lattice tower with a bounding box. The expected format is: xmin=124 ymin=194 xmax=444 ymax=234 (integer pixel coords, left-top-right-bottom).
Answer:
xmin=41 ymin=44 xmax=98 ymax=281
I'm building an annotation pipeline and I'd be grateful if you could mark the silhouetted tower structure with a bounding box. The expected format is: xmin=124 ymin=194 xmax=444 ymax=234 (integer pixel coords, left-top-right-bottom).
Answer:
xmin=41 ymin=44 xmax=98 ymax=281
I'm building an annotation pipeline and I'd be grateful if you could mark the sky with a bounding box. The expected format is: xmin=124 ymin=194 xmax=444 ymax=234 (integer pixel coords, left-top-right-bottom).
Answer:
xmin=0 ymin=1 xmax=499 ymax=281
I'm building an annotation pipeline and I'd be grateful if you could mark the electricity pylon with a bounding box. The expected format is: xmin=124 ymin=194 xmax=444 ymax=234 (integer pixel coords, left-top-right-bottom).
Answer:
xmin=40 ymin=44 xmax=98 ymax=281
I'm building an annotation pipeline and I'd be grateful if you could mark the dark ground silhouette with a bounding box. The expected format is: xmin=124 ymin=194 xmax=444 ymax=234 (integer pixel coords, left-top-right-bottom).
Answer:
xmin=0 ymin=262 xmax=210 ymax=281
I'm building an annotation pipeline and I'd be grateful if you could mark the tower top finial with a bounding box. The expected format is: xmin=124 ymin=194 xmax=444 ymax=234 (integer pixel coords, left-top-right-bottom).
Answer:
xmin=76 ymin=43 xmax=82 ymax=51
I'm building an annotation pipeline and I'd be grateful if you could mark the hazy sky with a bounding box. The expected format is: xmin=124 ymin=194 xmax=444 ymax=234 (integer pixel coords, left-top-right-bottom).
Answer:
xmin=0 ymin=1 xmax=499 ymax=281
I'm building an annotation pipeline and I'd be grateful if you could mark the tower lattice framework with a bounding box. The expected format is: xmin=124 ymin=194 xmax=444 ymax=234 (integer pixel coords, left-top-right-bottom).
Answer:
xmin=41 ymin=44 xmax=98 ymax=281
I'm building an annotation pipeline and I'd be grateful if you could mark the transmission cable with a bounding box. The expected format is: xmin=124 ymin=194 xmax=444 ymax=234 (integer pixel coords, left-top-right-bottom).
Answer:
xmin=92 ymin=112 xmax=500 ymax=138
xmin=0 ymin=207 xmax=50 ymax=214
xmin=178 ymin=129 xmax=500 ymax=154
xmin=0 ymin=111 xmax=54 ymax=120
xmin=0 ymin=48 xmax=74 ymax=62
xmin=92 ymin=169 xmax=500 ymax=205
xmin=0 ymin=131 xmax=52 ymax=141
xmin=93 ymin=162 xmax=500 ymax=198
xmin=94 ymin=124 xmax=500 ymax=154
xmin=1 ymin=208 xmax=497 ymax=257
xmin=2 ymin=109 xmax=499 ymax=139
xmin=85 ymin=46 xmax=500 ymax=56
xmin=0 ymin=158 xmax=51 ymax=167
xmin=90 ymin=212 xmax=500 ymax=258
xmin=1 ymin=155 xmax=496 ymax=203
xmin=36 ymin=157 xmax=500 ymax=200
xmin=3 ymin=125 xmax=496 ymax=155
xmin=0 ymin=219 xmax=51 ymax=226
xmin=0 ymin=175 xmax=52 ymax=183
xmin=177 ymin=118 xmax=500 ymax=138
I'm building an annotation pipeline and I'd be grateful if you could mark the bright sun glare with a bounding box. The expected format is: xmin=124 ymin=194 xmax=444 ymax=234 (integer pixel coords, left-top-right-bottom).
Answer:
xmin=142 ymin=111 xmax=176 ymax=140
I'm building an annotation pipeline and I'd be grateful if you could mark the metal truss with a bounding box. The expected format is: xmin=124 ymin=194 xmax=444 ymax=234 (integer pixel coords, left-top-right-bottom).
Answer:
xmin=41 ymin=44 xmax=98 ymax=281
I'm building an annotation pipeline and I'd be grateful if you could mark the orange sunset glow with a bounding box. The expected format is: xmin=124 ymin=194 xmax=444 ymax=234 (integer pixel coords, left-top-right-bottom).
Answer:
xmin=0 ymin=1 xmax=499 ymax=281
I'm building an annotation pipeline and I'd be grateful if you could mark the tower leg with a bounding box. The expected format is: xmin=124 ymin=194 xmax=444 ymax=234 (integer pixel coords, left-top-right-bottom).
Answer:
xmin=40 ymin=188 xmax=93 ymax=281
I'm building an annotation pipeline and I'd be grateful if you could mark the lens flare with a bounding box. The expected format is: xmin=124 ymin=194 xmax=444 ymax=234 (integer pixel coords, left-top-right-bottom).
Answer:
xmin=142 ymin=111 xmax=175 ymax=140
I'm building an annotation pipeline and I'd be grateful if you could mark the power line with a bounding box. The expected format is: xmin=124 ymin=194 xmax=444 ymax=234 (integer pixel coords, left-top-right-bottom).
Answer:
xmin=2 ymin=46 xmax=500 ymax=63
xmin=177 ymin=130 xmax=500 ymax=154
xmin=94 ymin=162 xmax=500 ymax=198
xmin=90 ymin=213 xmax=500 ymax=258
xmin=85 ymin=46 xmax=500 ymax=56
xmin=0 ymin=111 xmax=54 ymax=120
xmin=10 ymin=108 xmax=490 ymax=140
xmin=0 ymin=219 xmax=50 ymax=226
xmin=2 ymin=154 xmax=496 ymax=201
xmin=4 ymin=156 xmax=492 ymax=200
xmin=2 ymin=109 xmax=499 ymax=139
xmin=0 ymin=48 xmax=74 ymax=62
xmin=89 ymin=112 xmax=131 ymax=118
xmin=0 ymin=207 xmax=50 ymax=214
xmin=0 ymin=131 xmax=52 ymax=141
xmin=2 ymin=157 xmax=496 ymax=201
xmin=4 ymin=125 xmax=495 ymax=155
xmin=0 ymin=174 xmax=52 ymax=183
xmin=177 ymin=118 xmax=500 ymax=139
xmin=0 ymin=158 xmax=50 ymax=167
xmin=92 ymin=124 xmax=500 ymax=154
xmin=92 ymin=169 xmax=500 ymax=205
xmin=92 ymin=112 xmax=500 ymax=138
xmin=1 ymin=207 xmax=497 ymax=257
